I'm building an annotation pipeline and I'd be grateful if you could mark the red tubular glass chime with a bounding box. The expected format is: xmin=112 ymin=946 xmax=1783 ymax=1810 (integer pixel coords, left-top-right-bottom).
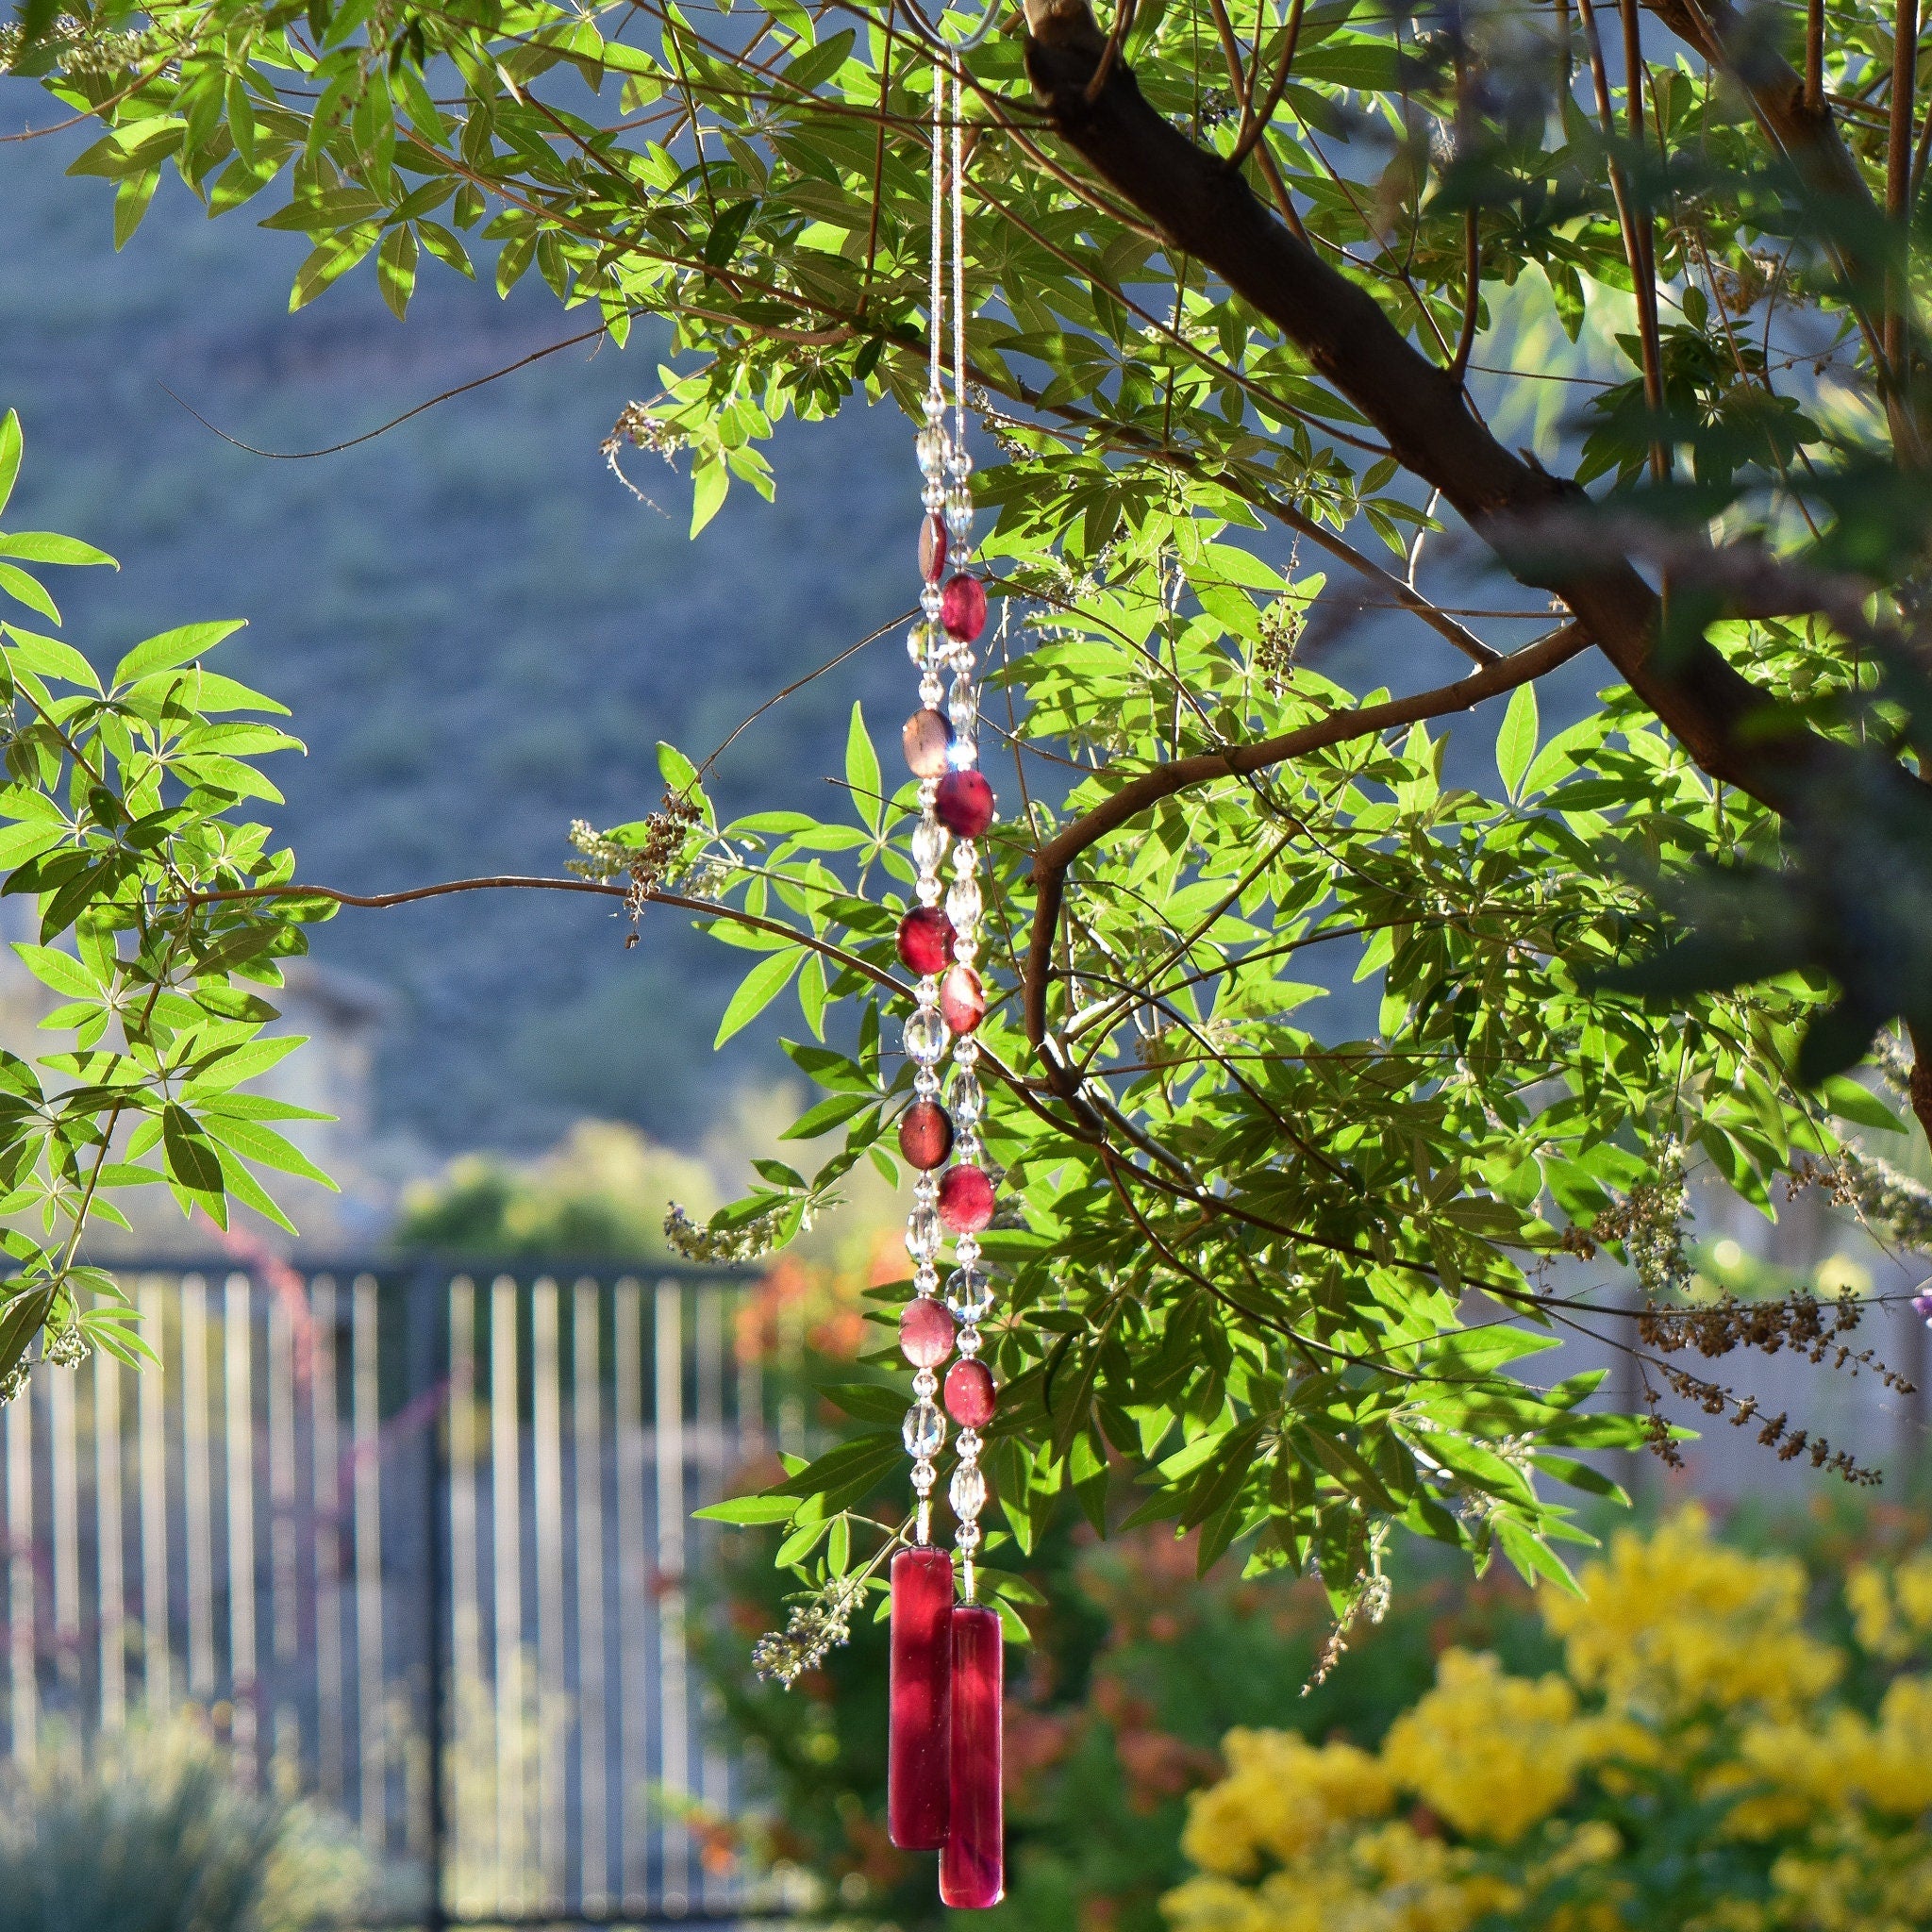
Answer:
xmin=886 ymin=52 xmax=1004 ymax=1911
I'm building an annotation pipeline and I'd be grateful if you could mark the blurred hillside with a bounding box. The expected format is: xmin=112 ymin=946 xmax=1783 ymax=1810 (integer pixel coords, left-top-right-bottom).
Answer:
xmin=0 ymin=108 xmax=912 ymax=1156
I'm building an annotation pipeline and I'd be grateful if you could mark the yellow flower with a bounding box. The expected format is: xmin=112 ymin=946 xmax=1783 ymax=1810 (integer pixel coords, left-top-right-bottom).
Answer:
xmin=1544 ymin=1507 xmax=1840 ymax=1719
xmin=1179 ymin=1729 xmax=1394 ymax=1877
xmin=1848 ymin=1554 xmax=1932 ymax=1663
xmin=1382 ymin=1649 xmax=1583 ymax=1844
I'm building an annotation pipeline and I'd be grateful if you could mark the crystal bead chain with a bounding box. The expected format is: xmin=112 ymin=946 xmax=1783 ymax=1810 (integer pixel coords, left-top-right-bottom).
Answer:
xmin=892 ymin=52 xmax=997 ymax=1575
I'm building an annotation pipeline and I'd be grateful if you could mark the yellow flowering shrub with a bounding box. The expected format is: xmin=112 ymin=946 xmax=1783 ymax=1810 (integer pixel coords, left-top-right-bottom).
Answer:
xmin=1167 ymin=1509 xmax=1932 ymax=1932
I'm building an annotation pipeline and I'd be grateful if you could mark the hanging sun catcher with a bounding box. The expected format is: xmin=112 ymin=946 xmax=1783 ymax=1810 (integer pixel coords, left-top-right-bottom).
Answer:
xmin=884 ymin=22 xmax=1004 ymax=1912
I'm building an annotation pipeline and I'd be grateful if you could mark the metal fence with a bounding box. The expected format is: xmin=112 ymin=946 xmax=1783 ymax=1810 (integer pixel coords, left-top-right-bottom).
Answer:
xmin=0 ymin=1258 xmax=774 ymax=1928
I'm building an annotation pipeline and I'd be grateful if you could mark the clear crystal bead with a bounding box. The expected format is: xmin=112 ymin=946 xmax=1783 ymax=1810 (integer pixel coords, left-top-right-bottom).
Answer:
xmin=921 ymin=582 xmax=943 ymax=620
xmin=911 ymin=1458 xmax=937 ymax=1494
xmin=945 ymin=484 xmax=974 ymax=526
xmin=912 ymin=818 xmax=949 ymax=874
xmin=924 ymin=390 xmax=945 ymax=425
xmin=920 ymin=670 xmax=944 ymax=708
xmin=950 ymin=1463 xmax=986 ymax=1519
xmin=946 ymin=876 xmax=982 ymax=929
xmin=924 ymin=479 xmax=945 ymax=512
xmin=947 ymin=1266 xmax=994 ymax=1323
xmin=945 ymin=443 xmax=974 ymax=483
xmin=957 ymin=1325 xmax=982 ymax=1357
xmin=949 ymin=690 xmax=978 ymax=734
xmin=917 ymin=426 xmax=948 ymax=475
xmin=912 ymin=1368 xmax=937 ymax=1399
xmin=914 ymin=1261 xmax=940 ymax=1296
xmin=906 ymin=1008 xmax=945 ymax=1065
xmin=907 ymin=624 xmax=933 ymax=667
xmin=953 ymin=1037 xmax=980 ymax=1068
xmin=905 ymin=1400 xmax=945 ymax=1458
xmin=906 ymin=1206 xmax=941 ymax=1261
xmin=917 ymin=874 xmax=941 ymax=908
xmin=947 ymin=1070 xmax=984 ymax=1124
xmin=958 ymin=1428 xmax=982 ymax=1457
xmin=955 ymin=1130 xmax=984 ymax=1167
xmin=914 ymin=1170 xmax=939 ymax=1204
xmin=955 ymin=1519 xmax=981 ymax=1553
xmin=952 ymin=841 xmax=978 ymax=874
xmin=914 ymin=1067 xmax=940 ymax=1101
xmin=954 ymin=1234 xmax=981 ymax=1266
xmin=947 ymin=731 xmax=978 ymax=773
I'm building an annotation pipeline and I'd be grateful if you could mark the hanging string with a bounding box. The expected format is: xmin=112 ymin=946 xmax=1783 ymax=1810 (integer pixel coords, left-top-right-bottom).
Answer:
xmin=951 ymin=67 xmax=968 ymax=458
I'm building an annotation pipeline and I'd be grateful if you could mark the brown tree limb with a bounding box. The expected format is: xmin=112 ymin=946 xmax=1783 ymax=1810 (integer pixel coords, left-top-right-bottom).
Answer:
xmin=1021 ymin=622 xmax=1593 ymax=1050
xmin=1019 ymin=0 xmax=1862 ymax=815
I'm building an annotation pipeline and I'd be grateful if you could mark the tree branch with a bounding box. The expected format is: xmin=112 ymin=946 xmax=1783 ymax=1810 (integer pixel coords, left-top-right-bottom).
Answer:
xmin=1022 ymin=622 xmax=1592 ymax=1050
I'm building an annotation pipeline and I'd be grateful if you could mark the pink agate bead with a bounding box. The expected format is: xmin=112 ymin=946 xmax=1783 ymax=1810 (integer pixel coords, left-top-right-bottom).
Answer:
xmin=938 ymin=1164 xmax=995 ymax=1234
xmin=889 ymin=1547 xmax=955 ymax=1850
xmin=920 ymin=514 xmax=949 ymax=584
xmin=935 ymin=771 xmax=994 ymax=839
xmin=940 ymin=964 xmax=986 ymax=1036
xmin=939 ymin=1605 xmax=1004 ymax=1907
xmin=897 ymin=907 xmax=956 ymax=975
xmin=900 ymin=1295 xmax=958 ymax=1369
xmin=903 ymin=708 xmax=953 ymax=778
xmin=899 ymin=1100 xmax=955 ymax=1171
xmin=941 ymin=573 xmax=987 ymax=642
xmin=943 ymin=1357 xmax=996 ymax=1427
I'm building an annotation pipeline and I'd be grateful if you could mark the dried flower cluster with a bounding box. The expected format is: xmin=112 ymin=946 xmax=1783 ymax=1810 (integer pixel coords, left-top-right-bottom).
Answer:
xmin=1584 ymin=1141 xmax=1690 ymax=1294
xmin=1790 ymin=1148 xmax=1932 ymax=1253
xmin=750 ymin=1578 xmax=860 ymax=1688
xmin=0 ymin=14 xmax=159 ymax=71
xmin=566 ymin=790 xmax=710 ymax=924
xmin=600 ymin=401 xmax=689 ymax=505
xmin=663 ymin=1201 xmax=793 ymax=1264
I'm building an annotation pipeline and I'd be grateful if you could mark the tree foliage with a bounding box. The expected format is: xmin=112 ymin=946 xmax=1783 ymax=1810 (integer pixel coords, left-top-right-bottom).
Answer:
xmin=8 ymin=0 xmax=1932 ymax=1603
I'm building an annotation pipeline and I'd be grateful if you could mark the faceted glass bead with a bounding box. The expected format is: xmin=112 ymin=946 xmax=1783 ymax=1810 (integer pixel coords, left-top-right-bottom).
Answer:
xmin=904 ymin=708 xmax=953 ymax=779
xmin=916 ymin=425 xmax=948 ymax=475
xmin=936 ymin=770 xmax=995 ymax=839
xmin=911 ymin=1459 xmax=938 ymax=1495
xmin=900 ymin=1296 xmax=958 ymax=1369
xmin=921 ymin=582 xmax=943 ymax=620
xmin=897 ymin=907 xmax=956 ymax=975
xmin=946 ymin=875 xmax=983 ymax=931
xmin=904 ymin=1399 xmax=946 ymax=1459
xmin=940 ymin=964 xmax=986 ymax=1036
xmin=938 ymin=1163 xmax=996 ymax=1234
xmin=947 ymin=1266 xmax=994 ymax=1324
xmin=906 ymin=1206 xmax=942 ymax=1261
xmin=945 ymin=442 xmax=974 ymax=484
xmin=905 ymin=1007 xmax=946 ymax=1067
xmin=955 ymin=1519 xmax=982 ymax=1552
xmin=912 ymin=1368 xmax=937 ymax=1399
xmin=957 ymin=1326 xmax=983 ymax=1358
xmin=920 ymin=513 xmax=949 ymax=583
xmin=899 ymin=1100 xmax=955 ymax=1172
xmin=947 ymin=1069 xmax=985 ymax=1125
xmin=949 ymin=1461 xmax=987 ymax=1520
xmin=911 ymin=816 xmax=950 ymax=874
xmin=941 ymin=573 xmax=988 ymax=642
xmin=953 ymin=1232 xmax=982 ymax=1266
xmin=944 ymin=1357 xmax=997 ymax=1428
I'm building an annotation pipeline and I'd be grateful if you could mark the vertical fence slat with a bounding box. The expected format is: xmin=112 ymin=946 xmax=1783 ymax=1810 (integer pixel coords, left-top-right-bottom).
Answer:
xmin=531 ymin=1280 xmax=565 ymax=1908
xmin=654 ymin=1279 xmax=690 ymax=1912
xmin=137 ymin=1279 xmax=169 ymax=1723
xmin=49 ymin=1360 xmax=79 ymax=1699
xmin=572 ymin=1279 xmax=608 ymax=1915
xmin=181 ymin=1275 xmax=215 ymax=1702
xmin=613 ymin=1278 xmax=645 ymax=1909
xmin=695 ymin=1288 xmax=730 ymax=1910
xmin=446 ymin=1277 xmax=479 ymax=1912
xmin=352 ymin=1274 xmax=385 ymax=1847
xmin=6 ymin=1380 xmax=34 ymax=1765
xmin=489 ymin=1274 xmax=525 ymax=1909
xmin=312 ymin=1277 xmax=344 ymax=1807
xmin=225 ymin=1274 xmax=258 ymax=1783
xmin=94 ymin=1348 xmax=125 ymax=1734
xmin=267 ymin=1286 xmax=298 ymax=1779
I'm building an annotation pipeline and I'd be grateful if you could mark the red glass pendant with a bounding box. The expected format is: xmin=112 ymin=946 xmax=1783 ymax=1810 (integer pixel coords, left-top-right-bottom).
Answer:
xmin=943 ymin=1357 xmax=996 ymax=1428
xmin=904 ymin=708 xmax=953 ymax=778
xmin=899 ymin=1100 xmax=955 ymax=1171
xmin=938 ymin=1164 xmax=995 ymax=1234
xmin=940 ymin=1605 xmax=1004 ymax=1907
xmin=920 ymin=514 xmax=949 ymax=584
xmin=941 ymin=573 xmax=987 ymax=642
xmin=935 ymin=771 xmax=994 ymax=839
xmin=897 ymin=907 xmax=957 ymax=975
xmin=889 ymin=1547 xmax=955 ymax=1849
xmin=940 ymin=964 xmax=985 ymax=1036
xmin=899 ymin=1297 xmax=957 ymax=1369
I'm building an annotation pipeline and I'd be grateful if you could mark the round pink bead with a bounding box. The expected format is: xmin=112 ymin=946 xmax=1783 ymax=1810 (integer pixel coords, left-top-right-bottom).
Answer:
xmin=938 ymin=1163 xmax=995 ymax=1234
xmin=920 ymin=515 xmax=949 ymax=585
xmin=900 ymin=1296 xmax=958 ymax=1369
xmin=897 ymin=907 xmax=956 ymax=975
xmin=944 ymin=1357 xmax=996 ymax=1427
xmin=935 ymin=771 xmax=994 ymax=840
xmin=899 ymin=1100 xmax=955 ymax=1172
xmin=941 ymin=574 xmax=987 ymax=642
xmin=940 ymin=964 xmax=985 ymax=1036
xmin=903 ymin=708 xmax=952 ymax=779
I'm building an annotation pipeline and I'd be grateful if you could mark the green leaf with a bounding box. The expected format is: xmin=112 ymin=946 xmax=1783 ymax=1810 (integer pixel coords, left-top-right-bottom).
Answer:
xmin=0 ymin=532 xmax=114 ymax=568
xmin=691 ymin=454 xmax=728 ymax=537
xmin=112 ymin=620 xmax=246 ymax=688
xmin=377 ymin=222 xmax=419 ymax=320
xmin=1495 ymin=679 xmax=1539 ymax=802
xmin=692 ymin=1492 xmax=799 ymax=1524
xmin=3 ymin=625 xmax=101 ymax=691
xmin=160 ymin=1103 xmax=225 ymax=1200
xmin=844 ymin=699 xmax=882 ymax=834
xmin=715 ymin=947 xmax=802 ymax=1046
xmin=0 ymin=563 xmax=58 ymax=625
xmin=0 ymin=412 xmax=20 ymax=521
